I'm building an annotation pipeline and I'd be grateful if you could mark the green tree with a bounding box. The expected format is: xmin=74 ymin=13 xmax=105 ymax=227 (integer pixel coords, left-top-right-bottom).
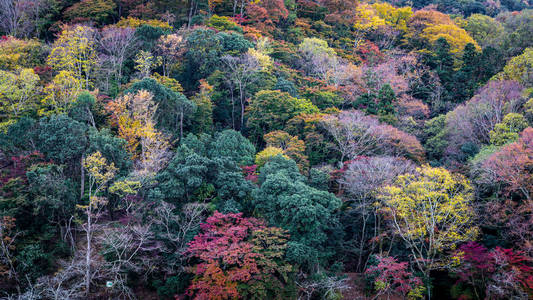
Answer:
xmin=208 ymin=129 xmax=256 ymax=166
xmin=489 ymin=113 xmax=528 ymax=146
xmin=246 ymin=90 xmax=319 ymax=143
xmin=253 ymin=156 xmax=342 ymax=271
xmin=63 ymin=0 xmax=117 ymax=25
xmin=37 ymin=115 xmax=88 ymax=165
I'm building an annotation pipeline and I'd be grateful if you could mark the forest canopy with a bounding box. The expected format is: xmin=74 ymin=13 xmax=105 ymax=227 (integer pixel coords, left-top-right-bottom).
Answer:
xmin=0 ymin=0 xmax=533 ymax=299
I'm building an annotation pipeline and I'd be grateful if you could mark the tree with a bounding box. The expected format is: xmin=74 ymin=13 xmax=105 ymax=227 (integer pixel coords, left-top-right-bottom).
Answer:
xmin=190 ymin=79 xmax=214 ymax=134
xmin=378 ymin=166 xmax=478 ymax=299
xmin=47 ymin=25 xmax=98 ymax=90
xmin=246 ymin=90 xmax=319 ymax=143
xmin=445 ymin=80 xmax=524 ymax=161
xmin=253 ymin=155 xmax=342 ymax=271
xmin=106 ymin=89 xmax=171 ymax=177
xmin=37 ymin=115 xmax=88 ymax=165
xmin=255 ymin=147 xmax=287 ymax=169
xmin=0 ymin=37 xmax=47 ymax=70
xmin=365 ymin=256 xmax=425 ymax=300
xmin=489 ymin=113 xmax=528 ymax=146
xmin=221 ymin=52 xmax=261 ymax=130
xmin=464 ymin=14 xmax=504 ymax=48
xmin=451 ymin=242 xmax=533 ymax=299
xmin=0 ymin=0 xmax=44 ymax=38
xmin=245 ymin=0 xmax=289 ymax=34
xmin=40 ymin=70 xmax=83 ymax=116
xmin=124 ymin=78 xmax=195 ymax=139
xmin=321 ymin=110 xmax=425 ymax=163
xmin=321 ymin=110 xmax=381 ymax=162
xmin=0 ymin=68 xmax=40 ymax=120
xmin=483 ymin=128 xmax=533 ymax=200
xmin=186 ymin=212 xmax=295 ymax=300
xmin=353 ymin=3 xmax=386 ymax=48
xmin=63 ymin=0 xmax=116 ymax=25
xmin=339 ymin=156 xmax=415 ymax=271
xmin=150 ymin=134 xmax=254 ymax=210
xmin=209 ymin=129 xmax=256 ymax=166
xmin=155 ymin=33 xmax=185 ymax=77
xmin=98 ymin=26 xmax=137 ymax=90
xmin=494 ymin=47 xmax=533 ymax=87
xmin=263 ymin=130 xmax=309 ymax=173
xmin=405 ymin=9 xmax=479 ymax=57
xmin=0 ymin=216 xmax=19 ymax=284
xmin=80 ymin=151 xmax=117 ymax=295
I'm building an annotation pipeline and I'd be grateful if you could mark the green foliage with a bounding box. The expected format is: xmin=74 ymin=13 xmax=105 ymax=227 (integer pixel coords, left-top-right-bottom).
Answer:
xmin=180 ymin=27 xmax=252 ymax=91
xmin=246 ymin=90 xmax=319 ymax=142
xmin=63 ymin=0 xmax=117 ymax=25
xmin=86 ymin=128 xmax=132 ymax=176
xmin=37 ymin=115 xmax=88 ymax=164
xmin=424 ymin=115 xmax=448 ymax=163
xmin=209 ymin=129 xmax=256 ymax=166
xmin=494 ymin=47 xmax=533 ymax=87
xmin=206 ymin=15 xmax=242 ymax=33
xmin=253 ymin=156 xmax=341 ymax=270
xmin=26 ymin=164 xmax=78 ymax=222
xmin=150 ymin=133 xmax=254 ymax=210
xmin=0 ymin=117 xmax=37 ymax=155
xmin=489 ymin=113 xmax=528 ymax=146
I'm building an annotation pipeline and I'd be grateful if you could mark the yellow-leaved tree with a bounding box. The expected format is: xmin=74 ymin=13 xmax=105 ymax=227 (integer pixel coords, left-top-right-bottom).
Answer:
xmin=40 ymin=70 xmax=83 ymax=116
xmin=47 ymin=25 xmax=98 ymax=90
xmin=0 ymin=68 xmax=40 ymax=121
xmin=378 ymin=166 xmax=478 ymax=299
xmin=106 ymin=90 xmax=171 ymax=177
xmin=80 ymin=151 xmax=117 ymax=296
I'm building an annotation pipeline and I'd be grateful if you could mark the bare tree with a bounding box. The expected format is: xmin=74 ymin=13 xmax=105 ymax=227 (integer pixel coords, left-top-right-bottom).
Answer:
xmin=0 ymin=216 xmax=20 ymax=287
xmin=296 ymin=272 xmax=352 ymax=300
xmin=98 ymin=27 xmax=137 ymax=91
xmin=339 ymin=156 xmax=415 ymax=270
xmin=321 ymin=110 xmax=385 ymax=163
xmin=0 ymin=0 xmax=44 ymax=38
xmin=222 ymin=53 xmax=261 ymax=130
xmin=151 ymin=202 xmax=207 ymax=272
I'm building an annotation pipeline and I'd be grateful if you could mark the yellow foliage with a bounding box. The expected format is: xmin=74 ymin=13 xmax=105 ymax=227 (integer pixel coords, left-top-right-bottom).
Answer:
xmin=0 ymin=68 xmax=40 ymax=117
xmin=420 ymin=24 xmax=480 ymax=55
xmin=47 ymin=25 xmax=98 ymax=89
xmin=406 ymin=10 xmax=479 ymax=57
xmin=109 ymin=179 xmax=142 ymax=197
xmin=83 ymin=151 xmax=117 ymax=186
xmin=0 ymin=38 xmax=46 ymax=70
xmin=493 ymin=47 xmax=533 ymax=86
xmin=371 ymin=2 xmax=413 ymax=32
xmin=354 ymin=3 xmax=386 ymax=33
xmin=264 ymin=130 xmax=309 ymax=173
xmin=114 ymin=17 xmax=172 ymax=30
xmin=248 ymin=48 xmax=272 ymax=70
xmin=378 ymin=166 xmax=478 ymax=271
xmin=152 ymin=73 xmax=184 ymax=93
xmin=40 ymin=70 xmax=82 ymax=116
xmin=255 ymin=147 xmax=289 ymax=168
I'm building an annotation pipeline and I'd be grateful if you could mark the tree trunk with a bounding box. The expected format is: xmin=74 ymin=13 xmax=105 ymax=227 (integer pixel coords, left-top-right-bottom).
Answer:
xmin=180 ymin=111 xmax=184 ymax=142
xmin=85 ymin=212 xmax=91 ymax=296
xmin=80 ymin=154 xmax=85 ymax=200
xmin=239 ymin=83 xmax=245 ymax=131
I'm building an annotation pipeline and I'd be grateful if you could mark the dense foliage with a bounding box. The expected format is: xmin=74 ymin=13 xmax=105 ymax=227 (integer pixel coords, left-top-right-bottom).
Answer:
xmin=0 ymin=0 xmax=532 ymax=299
